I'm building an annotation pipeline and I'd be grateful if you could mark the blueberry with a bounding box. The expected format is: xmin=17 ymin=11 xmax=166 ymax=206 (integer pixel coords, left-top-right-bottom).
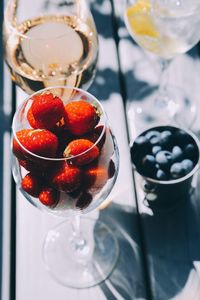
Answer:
xmin=156 ymin=169 xmax=168 ymax=180
xmin=161 ymin=130 xmax=172 ymax=139
xmin=146 ymin=130 xmax=161 ymax=146
xmin=146 ymin=130 xmax=160 ymax=140
xmin=175 ymin=129 xmax=191 ymax=146
xmin=131 ymin=135 xmax=150 ymax=163
xmin=76 ymin=193 xmax=93 ymax=210
xmin=133 ymin=136 xmax=150 ymax=153
xmin=172 ymin=146 xmax=183 ymax=162
xmin=146 ymin=193 xmax=157 ymax=201
xmin=152 ymin=145 xmax=162 ymax=155
xmin=142 ymin=155 xmax=156 ymax=167
xmin=184 ymin=143 xmax=196 ymax=159
xmin=143 ymin=182 xmax=156 ymax=192
xmin=142 ymin=155 xmax=157 ymax=176
xmin=134 ymin=135 xmax=149 ymax=147
xmin=181 ymin=159 xmax=194 ymax=174
xmin=170 ymin=162 xmax=185 ymax=179
xmin=155 ymin=150 xmax=173 ymax=169
xmin=160 ymin=130 xmax=172 ymax=147
xmin=150 ymin=136 xmax=161 ymax=146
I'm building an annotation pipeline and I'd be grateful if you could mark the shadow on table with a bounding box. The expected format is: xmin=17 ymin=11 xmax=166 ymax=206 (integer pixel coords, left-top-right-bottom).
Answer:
xmin=98 ymin=187 xmax=200 ymax=300
xmin=140 ymin=189 xmax=200 ymax=300
xmin=89 ymin=68 xmax=122 ymax=101
xmin=98 ymin=203 xmax=147 ymax=300
xmin=89 ymin=65 xmax=156 ymax=106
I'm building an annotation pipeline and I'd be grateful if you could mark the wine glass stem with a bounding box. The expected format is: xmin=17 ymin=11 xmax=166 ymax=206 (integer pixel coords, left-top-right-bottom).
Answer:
xmin=70 ymin=215 xmax=91 ymax=264
xmin=72 ymin=215 xmax=86 ymax=250
xmin=155 ymin=58 xmax=171 ymax=109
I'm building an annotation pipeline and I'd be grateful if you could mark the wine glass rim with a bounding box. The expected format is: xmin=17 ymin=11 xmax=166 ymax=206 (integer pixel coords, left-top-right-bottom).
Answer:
xmin=124 ymin=0 xmax=200 ymax=19
xmin=154 ymin=8 xmax=200 ymax=20
xmin=12 ymin=86 xmax=108 ymax=162
xmin=6 ymin=17 xmax=95 ymax=41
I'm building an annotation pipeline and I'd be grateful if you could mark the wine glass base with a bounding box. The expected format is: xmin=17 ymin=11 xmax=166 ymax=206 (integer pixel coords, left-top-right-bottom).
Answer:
xmin=43 ymin=217 xmax=119 ymax=288
xmin=127 ymin=85 xmax=196 ymax=131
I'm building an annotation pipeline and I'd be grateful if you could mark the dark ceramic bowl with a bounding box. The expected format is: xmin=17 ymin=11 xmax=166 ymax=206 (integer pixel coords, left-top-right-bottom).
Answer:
xmin=131 ymin=126 xmax=200 ymax=207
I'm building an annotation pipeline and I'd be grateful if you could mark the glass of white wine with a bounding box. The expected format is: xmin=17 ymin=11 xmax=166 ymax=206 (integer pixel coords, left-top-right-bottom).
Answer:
xmin=3 ymin=0 xmax=98 ymax=94
xmin=124 ymin=0 xmax=200 ymax=129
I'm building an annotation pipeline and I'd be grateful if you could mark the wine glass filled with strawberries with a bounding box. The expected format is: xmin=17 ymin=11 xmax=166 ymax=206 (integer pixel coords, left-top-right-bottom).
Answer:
xmin=12 ymin=86 xmax=119 ymax=288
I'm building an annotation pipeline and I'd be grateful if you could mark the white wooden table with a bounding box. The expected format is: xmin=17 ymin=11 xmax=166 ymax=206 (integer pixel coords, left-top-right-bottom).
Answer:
xmin=2 ymin=0 xmax=200 ymax=299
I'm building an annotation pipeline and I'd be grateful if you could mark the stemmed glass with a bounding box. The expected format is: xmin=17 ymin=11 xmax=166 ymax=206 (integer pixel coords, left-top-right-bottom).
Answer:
xmin=124 ymin=0 xmax=200 ymax=128
xmin=11 ymin=86 xmax=119 ymax=288
xmin=3 ymin=0 xmax=98 ymax=94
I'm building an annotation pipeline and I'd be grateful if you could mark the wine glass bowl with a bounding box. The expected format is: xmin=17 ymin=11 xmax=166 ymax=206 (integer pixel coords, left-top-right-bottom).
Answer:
xmin=12 ymin=86 xmax=119 ymax=216
xmin=125 ymin=0 xmax=200 ymax=59
xmin=4 ymin=0 xmax=98 ymax=94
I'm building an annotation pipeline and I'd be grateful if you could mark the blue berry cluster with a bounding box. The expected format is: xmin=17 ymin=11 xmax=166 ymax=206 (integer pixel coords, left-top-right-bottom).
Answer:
xmin=131 ymin=126 xmax=199 ymax=181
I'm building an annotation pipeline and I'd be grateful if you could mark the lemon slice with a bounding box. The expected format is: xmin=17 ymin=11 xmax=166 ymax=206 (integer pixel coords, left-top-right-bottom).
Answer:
xmin=127 ymin=0 xmax=151 ymax=15
xmin=126 ymin=0 xmax=159 ymax=38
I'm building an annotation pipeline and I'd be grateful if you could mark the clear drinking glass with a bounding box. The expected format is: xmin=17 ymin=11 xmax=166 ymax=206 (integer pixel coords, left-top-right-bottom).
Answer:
xmin=124 ymin=0 xmax=200 ymax=128
xmin=4 ymin=0 xmax=98 ymax=94
xmin=11 ymin=86 xmax=119 ymax=288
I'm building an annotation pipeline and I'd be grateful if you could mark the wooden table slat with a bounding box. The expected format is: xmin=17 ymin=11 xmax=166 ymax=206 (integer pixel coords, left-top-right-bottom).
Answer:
xmin=12 ymin=1 xmax=148 ymax=299
xmin=113 ymin=0 xmax=200 ymax=299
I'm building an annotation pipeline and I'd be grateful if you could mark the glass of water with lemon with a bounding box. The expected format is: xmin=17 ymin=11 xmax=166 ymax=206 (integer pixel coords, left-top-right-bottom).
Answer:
xmin=124 ymin=0 xmax=200 ymax=128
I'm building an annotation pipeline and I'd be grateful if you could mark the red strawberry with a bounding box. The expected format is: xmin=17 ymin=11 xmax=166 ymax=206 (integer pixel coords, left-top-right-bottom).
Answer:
xmin=18 ymin=157 xmax=53 ymax=175
xmin=13 ymin=129 xmax=31 ymax=160
xmin=51 ymin=163 xmax=82 ymax=192
xmin=75 ymin=192 xmax=93 ymax=210
xmin=18 ymin=159 xmax=31 ymax=170
xmin=13 ymin=129 xmax=58 ymax=159
xmin=18 ymin=158 xmax=41 ymax=173
xmin=64 ymin=139 xmax=99 ymax=166
xmin=51 ymin=117 xmax=67 ymax=135
xmin=64 ymin=100 xmax=100 ymax=136
xmin=108 ymin=160 xmax=116 ymax=178
xmin=21 ymin=173 xmax=42 ymax=197
xmin=84 ymin=164 xmax=108 ymax=190
xmin=56 ymin=130 xmax=74 ymax=157
xmin=39 ymin=187 xmax=60 ymax=207
xmin=31 ymin=92 xmax=66 ymax=130
xmin=27 ymin=107 xmax=43 ymax=129
xmin=83 ymin=125 xmax=106 ymax=150
xmin=97 ymin=128 xmax=114 ymax=165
